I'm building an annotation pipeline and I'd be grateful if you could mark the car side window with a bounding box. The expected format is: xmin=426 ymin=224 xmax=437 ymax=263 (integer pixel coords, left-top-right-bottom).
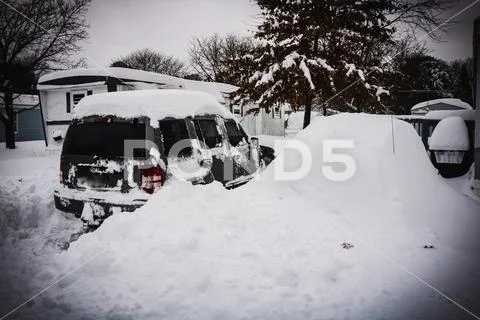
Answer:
xmin=194 ymin=119 xmax=223 ymax=149
xmin=158 ymin=119 xmax=192 ymax=157
xmin=224 ymin=119 xmax=247 ymax=147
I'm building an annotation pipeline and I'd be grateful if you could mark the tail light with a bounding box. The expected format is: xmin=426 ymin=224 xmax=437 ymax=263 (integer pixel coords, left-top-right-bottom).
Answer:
xmin=141 ymin=165 xmax=164 ymax=194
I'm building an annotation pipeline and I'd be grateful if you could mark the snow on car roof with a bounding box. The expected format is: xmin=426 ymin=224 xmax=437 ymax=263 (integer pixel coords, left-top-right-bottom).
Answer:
xmin=411 ymin=98 xmax=472 ymax=111
xmin=72 ymin=89 xmax=235 ymax=127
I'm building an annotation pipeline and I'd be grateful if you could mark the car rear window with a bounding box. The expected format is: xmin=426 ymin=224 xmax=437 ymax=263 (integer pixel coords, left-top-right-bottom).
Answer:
xmin=63 ymin=119 xmax=146 ymax=157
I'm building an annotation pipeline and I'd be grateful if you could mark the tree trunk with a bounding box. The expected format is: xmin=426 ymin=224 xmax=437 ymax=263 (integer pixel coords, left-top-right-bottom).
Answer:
xmin=303 ymin=93 xmax=313 ymax=129
xmin=3 ymin=91 xmax=16 ymax=149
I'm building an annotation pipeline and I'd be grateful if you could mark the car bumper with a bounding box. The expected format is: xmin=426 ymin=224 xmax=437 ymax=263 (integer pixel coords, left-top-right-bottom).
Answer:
xmin=54 ymin=187 xmax=149 ymax=217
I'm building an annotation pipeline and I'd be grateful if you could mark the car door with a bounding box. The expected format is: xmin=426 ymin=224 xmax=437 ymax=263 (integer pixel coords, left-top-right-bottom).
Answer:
xmin=223 ymin=118 xmax=257 ymax=179
xmin=156 ymin=118 xmax=214 ymax=184
xmin=192 ymin=116 xmax=233 ymax=184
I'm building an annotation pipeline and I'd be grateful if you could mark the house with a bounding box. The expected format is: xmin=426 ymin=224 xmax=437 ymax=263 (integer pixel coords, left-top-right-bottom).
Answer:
xmin=36 ymin=67 xmax=237 ymax=148
xmin=0 ymin=94 xmax=44 ymax=143
xmin=182 ymin=79 xmax=238 ymax=113
xmin=410 ymin=98 xmax=472 ymax=115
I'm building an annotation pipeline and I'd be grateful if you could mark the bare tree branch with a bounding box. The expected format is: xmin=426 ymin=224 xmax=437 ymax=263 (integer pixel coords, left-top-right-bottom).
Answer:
xmin=0 ymin=0 xmax=91 ymax=148
xmin=188 ymin=34 xmax=255 ymax=84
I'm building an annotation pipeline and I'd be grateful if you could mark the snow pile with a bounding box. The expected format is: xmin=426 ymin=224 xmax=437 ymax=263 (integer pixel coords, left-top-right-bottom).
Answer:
xmin=20 ymin=114 xmax=480 ymax=319
xmin=73 ymin=89 xmax=235 ymax=127
xmin=429 ymin=116 xmax=470 ymax=151
xmin=0 ymin=143 xmax=82 ymax=316
xmin=286 ymin=111 xmax=319 ymax=131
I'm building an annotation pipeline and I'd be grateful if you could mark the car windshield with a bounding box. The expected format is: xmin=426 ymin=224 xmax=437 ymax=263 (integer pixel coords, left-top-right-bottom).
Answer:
xmin=63 ymin=118 xmax=146 ymax=157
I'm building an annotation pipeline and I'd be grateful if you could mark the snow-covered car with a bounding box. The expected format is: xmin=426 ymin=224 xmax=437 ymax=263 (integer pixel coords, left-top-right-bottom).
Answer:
xmin=54 ymin=90 xmax=262 ymax=226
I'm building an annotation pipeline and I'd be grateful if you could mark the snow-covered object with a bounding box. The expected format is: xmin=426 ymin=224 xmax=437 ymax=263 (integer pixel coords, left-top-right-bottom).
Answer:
xmin=424 ymin=109 xmax=476 ymax=121
xmin=73 ymin=90 xmax=235 ymax=127
xmin=37 ymin=67 xmax=185 ymax=89
xmin=80 ymin=203 xmax=94 ymax=224
xmin=411 ymin=98 xmax=472 ymax=115
xmin=11 ymin=114 xmax=474 ymax=319
xmin=429 ymin=116 xmax=470 ymax=151
xmin=37 ymin=67 xmax=238 ymax=106
xmin=3 ymin=118 xmax=480 ymax=319
xmin=182 ymin=79 xmax=237 ymax=105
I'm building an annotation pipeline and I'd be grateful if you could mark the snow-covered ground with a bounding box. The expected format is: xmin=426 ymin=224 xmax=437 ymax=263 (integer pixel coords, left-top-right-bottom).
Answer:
xmin=1 ymin=114 xmax=480 ymax=320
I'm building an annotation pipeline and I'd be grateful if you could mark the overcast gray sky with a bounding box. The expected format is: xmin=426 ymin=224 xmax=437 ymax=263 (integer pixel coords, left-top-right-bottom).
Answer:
xmin=81 ymin=0 xmax=261 ymax=67
xmin=81 ymin=0 xmax=480 ymax=69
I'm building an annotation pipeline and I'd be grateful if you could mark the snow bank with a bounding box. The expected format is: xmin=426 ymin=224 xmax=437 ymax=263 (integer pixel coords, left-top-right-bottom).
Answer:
xmin=286 ymin=111 xmax=319 ymax=130
xmin=73 ymin=90 xmax=235 ymax=127
xmin=0 ymin=147 xmax=82 ymax=316
xmin=23 ymin=114 xmax=480 ymax=319
xmin=429 ymin=116 xmax=470 ymax=151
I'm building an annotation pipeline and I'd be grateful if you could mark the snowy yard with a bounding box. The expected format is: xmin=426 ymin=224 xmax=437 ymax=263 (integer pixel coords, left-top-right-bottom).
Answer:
xmin=1 ymin=114 xmax=480 ymax=320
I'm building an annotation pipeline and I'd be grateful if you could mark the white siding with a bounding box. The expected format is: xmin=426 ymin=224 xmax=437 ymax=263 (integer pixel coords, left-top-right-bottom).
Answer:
xmin=41 ymin=85 xmax=108 ymax=147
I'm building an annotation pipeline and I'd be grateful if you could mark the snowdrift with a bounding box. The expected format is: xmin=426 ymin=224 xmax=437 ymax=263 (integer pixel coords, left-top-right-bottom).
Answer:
xmin=11 ymin=115 xmax=480 ymax=319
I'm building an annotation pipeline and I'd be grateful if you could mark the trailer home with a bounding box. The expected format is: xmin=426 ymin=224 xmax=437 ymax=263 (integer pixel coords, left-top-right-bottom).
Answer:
xmin=37 ymin=67 xmax=236 ymax=148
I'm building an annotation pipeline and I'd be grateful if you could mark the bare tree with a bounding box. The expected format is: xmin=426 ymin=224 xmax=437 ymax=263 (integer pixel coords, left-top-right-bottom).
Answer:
xmin=110 ymin=48 xmax=187 ymax=77
xmin=188 ymin=34 xmax=255 ymax=85
xmin=386 ymin=0 xmax=453 ymax=41
xmin=0 ymin=0 xmax=90 ymax=149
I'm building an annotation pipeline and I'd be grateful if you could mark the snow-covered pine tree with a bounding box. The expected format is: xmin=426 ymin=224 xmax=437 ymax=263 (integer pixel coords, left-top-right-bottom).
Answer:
xmin=232 ymin=0 xmax=395 ymax=127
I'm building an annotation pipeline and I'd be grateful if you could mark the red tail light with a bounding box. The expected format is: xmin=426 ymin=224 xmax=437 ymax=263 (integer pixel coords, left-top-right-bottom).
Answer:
xmin=141 ymin=165 xmax=164 ymax=194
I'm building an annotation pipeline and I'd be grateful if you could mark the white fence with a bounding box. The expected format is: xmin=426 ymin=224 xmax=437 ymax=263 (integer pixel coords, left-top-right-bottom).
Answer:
xmin=239 ymin=112 xmax=285 ymax=137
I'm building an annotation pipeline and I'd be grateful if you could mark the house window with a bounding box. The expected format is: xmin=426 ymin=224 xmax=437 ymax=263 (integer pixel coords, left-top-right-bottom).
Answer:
xmin=71 ymin=91 xmax=87 ymax=108
xmin=232 ymin=105 xmax=242 ymax=116
xmin=274 ymin=106 xmax=280 ymax=118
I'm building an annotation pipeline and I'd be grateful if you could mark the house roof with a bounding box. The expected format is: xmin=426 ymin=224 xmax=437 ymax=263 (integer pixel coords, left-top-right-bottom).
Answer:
xmin=37 ymin=67 xmax=239 ymax=105
xmin=37 ymin=67 xmax=184 ymax=88
xmin=411 ymin=98 xmax=472 ymax=112
xmin=182 ymin=79 xmax=237 ymax=105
